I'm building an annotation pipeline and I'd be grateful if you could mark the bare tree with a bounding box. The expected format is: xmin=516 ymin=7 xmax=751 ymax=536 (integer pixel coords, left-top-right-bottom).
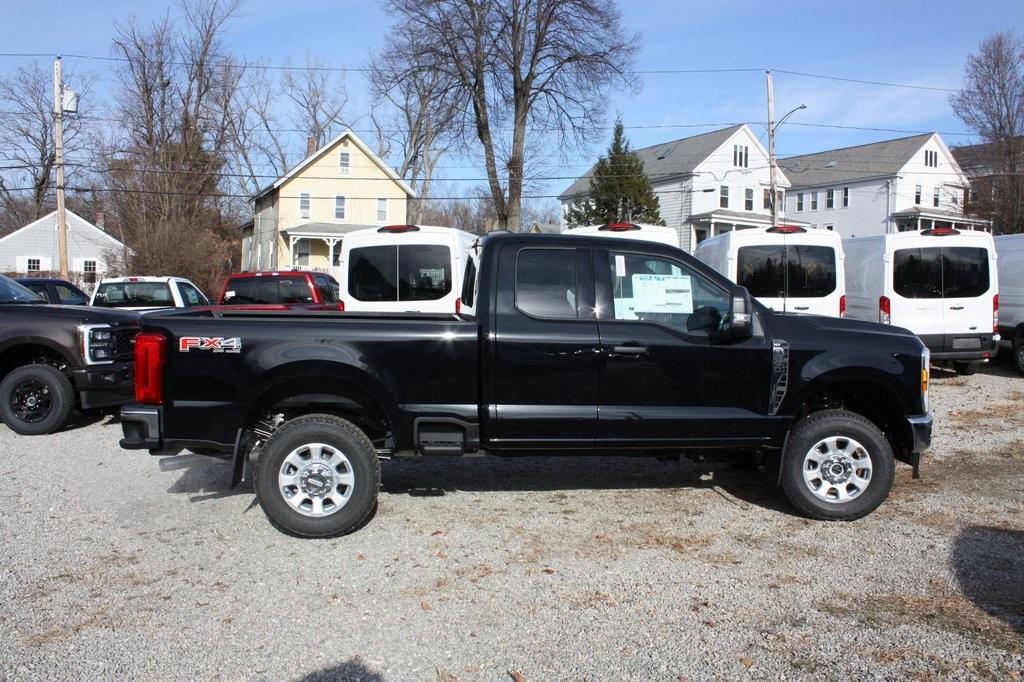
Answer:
xmin=99 ymin=0 xmax=244 ymax=293
xmin=379 ymin=0 xmax=639 ymax=230
xmin=283 ymin=55 xmax=350 ymax=148
xmin=0 ymin=61 xmax=94 ymax=231
xmin=951 ymin=30 xmax=1024 ymax=233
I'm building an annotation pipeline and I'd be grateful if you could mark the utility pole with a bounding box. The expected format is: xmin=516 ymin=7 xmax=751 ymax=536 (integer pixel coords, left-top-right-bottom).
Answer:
xmin=53 ymin=56 xmax=68 ymax=279
xmin=766 ymin=70 xmax=778 ymax=228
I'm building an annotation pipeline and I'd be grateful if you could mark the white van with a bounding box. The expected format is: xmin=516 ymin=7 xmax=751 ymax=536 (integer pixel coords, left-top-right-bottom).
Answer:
xmin=339 ymin=224 xmax=478 ymax=314
xmin=994 ymin=234 xmax=1024 ymax=374
xmin=693 ymin=225 xmax=846 ymax=317
xmin=566 ymin=222 xmax=680 ymax=249
xmin=844 ymin=228 xmax=999 ymax=374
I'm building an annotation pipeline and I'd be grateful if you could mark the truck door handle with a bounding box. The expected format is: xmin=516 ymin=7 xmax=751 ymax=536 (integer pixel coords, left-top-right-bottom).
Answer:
xmin=613 ymin=344 xmax=648 ymax=355
xmin=950 ymin=305 xmax=965 ymax=310
xmin=793 ymin=306 xmax=810 ymax=310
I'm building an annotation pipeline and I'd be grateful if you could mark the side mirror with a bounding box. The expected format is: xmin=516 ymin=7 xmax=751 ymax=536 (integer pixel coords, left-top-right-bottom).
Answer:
xmin=727 ymin=286 xmax=754 ymax=340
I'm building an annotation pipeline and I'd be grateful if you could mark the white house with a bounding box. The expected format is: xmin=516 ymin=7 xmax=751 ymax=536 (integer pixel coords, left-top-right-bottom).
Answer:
xmin=0 ymin=209 xmax=123 ymax=284
xmin=779 ymin=133 xmax=989 ymax=239
xmin=558 ymin=124 xmax=796 ymax=252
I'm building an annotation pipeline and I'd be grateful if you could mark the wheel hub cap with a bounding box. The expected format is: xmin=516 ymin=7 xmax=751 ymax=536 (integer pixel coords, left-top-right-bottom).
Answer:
xmin=278 ymin=443 xmax=355 ymax=518
xmin=802 ymin=435 xmax=873 ymax=504
xmin=821 ymin=457 xmax=853 ymax=484
xmin=299 ymin=462 xmax=334 ymax=496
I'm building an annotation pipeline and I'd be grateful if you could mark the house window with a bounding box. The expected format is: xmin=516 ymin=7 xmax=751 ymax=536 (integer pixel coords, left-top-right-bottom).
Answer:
xmin=933 ymin=187 xmax=941 ymax=207
xmin=719 ymin=186 xmax=729 ymax=209
xmin=377 ymin=198 xmax=387 ymax=223
xmin=825 ymin=224 xmax=834 ymax=231
xmin=924 ymin=150 xmax=938 ymax=167
xmin=776 ymin=190 xmax=784 ymax=210
xmin=83 ymin=259 xmax=97 ymax=284
xmin=26 ymin=258 xmax=40 ymax=272
xmin=339 ymin=152 xmax=351 ymax=175
xmin=796 ymin=193 xmax=804 ymax=211
xmin=335 ymin=195 xmax=347 ymax=220
xmin=733 ymin=145 xmax=748 ymax=168
xmin=745 ymin=188 xmax=754 ymax=211
xmin=915 ymin=184 xmax=922 ymax=205
xmin=299 ymin=192 xmax=311 ymax=220
xmin=842 ymin=187 xmax=849 ymax=208
xmin=763 ymin=188 xmax=771 ymax=210
xmin=294 ymin=239 xmax=310 ymax=267
xmin=810 ymin=192 xmax=818 ymax=210
xmin=826 ymin=189 xmax=835 ymax=209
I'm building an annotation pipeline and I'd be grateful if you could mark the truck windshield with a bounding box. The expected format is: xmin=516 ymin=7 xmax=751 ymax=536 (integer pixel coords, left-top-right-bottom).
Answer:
xmin=737 ymin=244 xmax=837 ymax=298
xmin=222 ymin=275 xmax=315 ymax=304
xmin=893 ymin=246 xmax=989 ymax=299
xmin=93 ymin=281 xmax=174 ymax=307
xmin=0 ymin=274 xmax=44 ymax=303
xmin=349 ymin=245 xmax=452 ymax=302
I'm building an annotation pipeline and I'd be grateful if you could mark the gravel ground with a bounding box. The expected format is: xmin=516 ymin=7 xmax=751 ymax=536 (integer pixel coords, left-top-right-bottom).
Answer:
xmin=1 ymin=359 xmax=1023 ymax=681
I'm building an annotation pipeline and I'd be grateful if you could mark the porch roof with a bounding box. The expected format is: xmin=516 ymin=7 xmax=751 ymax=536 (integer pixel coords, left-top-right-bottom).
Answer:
xmin=282 ymin=223 xmax=379 ymax=238
xmin=689 ymin=209 xmax=811 ymax=226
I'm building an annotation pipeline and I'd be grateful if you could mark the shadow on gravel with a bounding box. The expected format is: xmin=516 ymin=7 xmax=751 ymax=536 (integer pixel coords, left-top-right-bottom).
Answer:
xmin=380 ymin=455 xmax=793 ymax=514
xmin=297 ymin=657 xmax=385 ymax=682
xmin=952 ymin=525 xmax=1024 ymax=635
xmin=166 ymin=458 xmax=254 ymax=504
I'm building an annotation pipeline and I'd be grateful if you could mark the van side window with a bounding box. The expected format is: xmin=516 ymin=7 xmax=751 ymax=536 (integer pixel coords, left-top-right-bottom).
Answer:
xmin=515 ymin=249 xmax=578 ymax=319
xmin=607 ymin=252 xmax=729 ymax=336
xmin=461 ymin=257 xmax=477 ymax=308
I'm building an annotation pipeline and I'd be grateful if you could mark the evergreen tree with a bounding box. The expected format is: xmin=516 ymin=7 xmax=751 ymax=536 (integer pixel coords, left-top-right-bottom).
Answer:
xmin=566 ymin=119 xmax=664 ymax=227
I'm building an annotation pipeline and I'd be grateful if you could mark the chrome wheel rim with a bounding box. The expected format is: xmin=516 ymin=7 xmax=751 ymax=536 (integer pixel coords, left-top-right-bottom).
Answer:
xmin=802 ymin=436 xmax=873 ymax=503
xmin=10 ymin=379 xmax=52 ymax=423
xmin=278 ymin=443 xmax=355 ymax=518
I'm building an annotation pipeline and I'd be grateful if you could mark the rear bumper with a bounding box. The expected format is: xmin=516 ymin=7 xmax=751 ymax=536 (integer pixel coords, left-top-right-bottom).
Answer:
xmin=70 ymin=362 xmax=135 ymax=409
xmin=906 ymin=413 xmax=932 ymax=454
xmin=120 ymin=404 xmax=162 ymax=449
xmin=919 ymin=333 xmax=998 ymax=361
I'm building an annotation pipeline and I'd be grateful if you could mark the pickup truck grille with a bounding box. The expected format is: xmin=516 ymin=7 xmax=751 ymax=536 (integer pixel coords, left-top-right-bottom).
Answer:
xmin=112 ymin=327 xmax=138 ymax=361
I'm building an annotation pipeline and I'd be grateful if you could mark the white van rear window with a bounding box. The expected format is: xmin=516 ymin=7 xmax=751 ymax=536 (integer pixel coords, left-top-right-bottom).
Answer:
xmin=737 ymin=245 xmax=836 ymax=298
xmin=894 ymin=247 xmax=989 ymax=299
xmin=349 ymin=245 xmax=452 ymax=302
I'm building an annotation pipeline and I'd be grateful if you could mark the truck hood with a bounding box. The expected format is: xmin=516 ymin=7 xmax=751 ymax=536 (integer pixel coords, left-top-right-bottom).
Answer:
xmin=768 ymin=312 xmax=925 ymax=354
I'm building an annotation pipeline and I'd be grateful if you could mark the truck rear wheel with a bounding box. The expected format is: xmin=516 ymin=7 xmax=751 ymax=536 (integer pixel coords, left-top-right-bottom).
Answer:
xmin=0 ymin=364 xmax=75 ymax=435
xmin=780 ymin=409 xmax=894 ymax=521
xmin=254 ymin=414 xmax=380 ymax=538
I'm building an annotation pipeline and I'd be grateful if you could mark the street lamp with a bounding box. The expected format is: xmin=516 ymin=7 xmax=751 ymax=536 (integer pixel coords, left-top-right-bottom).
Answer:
xmin=767 ymin=97 xmax=807 ymax=227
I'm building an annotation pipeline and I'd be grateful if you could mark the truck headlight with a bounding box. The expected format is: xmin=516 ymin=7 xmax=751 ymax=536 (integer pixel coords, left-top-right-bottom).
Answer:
xmin=79 ymin=324 xmax=115 ymax=365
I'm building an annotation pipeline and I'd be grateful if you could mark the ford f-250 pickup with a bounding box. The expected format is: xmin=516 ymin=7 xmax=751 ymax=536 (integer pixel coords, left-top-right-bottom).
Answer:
xmin=120 ymin=233 xmax=933 ymax=537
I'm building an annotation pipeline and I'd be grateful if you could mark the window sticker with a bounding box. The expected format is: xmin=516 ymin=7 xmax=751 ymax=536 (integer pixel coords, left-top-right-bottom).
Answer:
xmin=615 ymin=254 xmax=626 ymax=277
xmin=631 ymin=274 xmax=693 ymax=314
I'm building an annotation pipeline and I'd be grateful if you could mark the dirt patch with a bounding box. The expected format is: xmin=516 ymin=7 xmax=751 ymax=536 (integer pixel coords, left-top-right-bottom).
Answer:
xmin=950 ymin=392 xmax=1024 ymax=429
xmin=993 ymin=440 xmax=1024 ymax=461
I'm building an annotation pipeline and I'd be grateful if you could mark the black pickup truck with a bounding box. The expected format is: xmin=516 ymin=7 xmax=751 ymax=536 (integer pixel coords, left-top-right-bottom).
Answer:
xmin=120 ymin=233 xmax=932 ymax=537
xmin=0 ymin=274 xmax=139 ymax=434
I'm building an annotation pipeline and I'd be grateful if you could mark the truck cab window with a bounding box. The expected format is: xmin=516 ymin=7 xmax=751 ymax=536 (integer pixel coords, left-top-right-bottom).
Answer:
xmin=461 ymin=257 xmax=477 ymax=308
xmin=608 ymin=252 xmax=729 ymax=336
xmin=314 ymin=275 xmax=339 ymax=303
xmin=515 ymin=248 xmax=578 ymax=319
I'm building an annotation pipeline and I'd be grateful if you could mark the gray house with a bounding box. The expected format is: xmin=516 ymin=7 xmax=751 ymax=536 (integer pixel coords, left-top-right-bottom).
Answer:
xmin=0 ymin=209 xmax=123 ymax=285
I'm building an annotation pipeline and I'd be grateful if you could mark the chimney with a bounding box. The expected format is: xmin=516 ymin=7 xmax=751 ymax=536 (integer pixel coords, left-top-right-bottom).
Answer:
xmin=306 ymin=136 xmax=317 ymax=157
xmin=95 ymin=212 xmax=105 ymax=231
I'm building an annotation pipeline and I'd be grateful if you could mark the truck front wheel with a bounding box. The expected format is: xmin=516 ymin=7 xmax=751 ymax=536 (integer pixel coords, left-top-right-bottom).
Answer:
xmin=254 ymin=414 xmax=381 ymax=538
xmin=780 ymin=409 xmax=895 ymax=521
xmin=0 ymin=364 xmax=75 ymax=435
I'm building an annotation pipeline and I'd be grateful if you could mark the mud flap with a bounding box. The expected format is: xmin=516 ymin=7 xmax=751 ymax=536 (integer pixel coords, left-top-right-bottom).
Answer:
xmin=230 ymin=428 xmax=246 ymax=487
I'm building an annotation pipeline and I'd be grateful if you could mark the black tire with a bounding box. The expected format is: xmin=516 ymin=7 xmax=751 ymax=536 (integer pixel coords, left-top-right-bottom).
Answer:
xmin=254 ymin=414 xmax=380 ymax=538
xmin=0 ymin=364 xmax=75 ymax=435
xmin=780 ymin=409 xmax=895 ymax=521
xmin=1014 ymin=333 xmax=1024 ymax=377
xmin=953 ymin=361 xmax=980 ymax=376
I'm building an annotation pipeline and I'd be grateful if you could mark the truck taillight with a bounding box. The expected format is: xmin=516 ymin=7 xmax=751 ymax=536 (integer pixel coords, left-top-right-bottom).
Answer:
xmin=879 ymin=296 xmax=891 ymax=324
xmin=456 ymin=298 xmax=462 ymax=314
xmin=994 ymin=294 xmax=999 ymax=334
xmin=135 ymin=332 xmax=166 ymax=405
xmin=336 ymin=301 xmax=345 ymax=312
xmin=839 ymin=295 xmax=846 ymax=318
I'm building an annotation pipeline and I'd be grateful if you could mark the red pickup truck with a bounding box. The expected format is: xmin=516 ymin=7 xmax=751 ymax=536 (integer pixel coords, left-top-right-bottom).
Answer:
xmin=216 ymin=271 xmax=344 ymax=311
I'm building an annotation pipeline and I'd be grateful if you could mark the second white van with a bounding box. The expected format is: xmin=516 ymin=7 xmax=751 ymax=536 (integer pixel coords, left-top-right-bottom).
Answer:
xmin=995 ymin=234 xmax=1024 ymax=375
xmin=844 ymin=227 xmax=999 ymax=374
xmin=693 ymin=225 xmax=846 ymax=317
xmin=566 ymin=222 xmax=681 ymax=249
xmin=339 ymin=224 xmax=477 ymax=315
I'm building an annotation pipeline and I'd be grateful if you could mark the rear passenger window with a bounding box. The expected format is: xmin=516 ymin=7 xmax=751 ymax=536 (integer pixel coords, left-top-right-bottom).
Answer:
xmin=461 ymin=257 xmax=477 ymax=308
xmin=314 ymin=275 xmax=339 ymax=303
xmin=894 ymin=247 xmax=988 ymax=299
xmin=515 ymin=249 xmax=578 ymax=319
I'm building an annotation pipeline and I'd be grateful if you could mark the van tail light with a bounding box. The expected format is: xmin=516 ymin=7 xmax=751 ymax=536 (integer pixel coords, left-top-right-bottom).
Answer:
xmin=879 ymin=296 xmax=891 ymax=324
xmin=993 ymin=294 xmax=999 ymax=334
xmin=134 ymin=332 xmax=166 ymax=405
xmin=455 ymin=298 xmax=462 ymax=314
xmin=839 ymin=295 xmax=847 ymax=318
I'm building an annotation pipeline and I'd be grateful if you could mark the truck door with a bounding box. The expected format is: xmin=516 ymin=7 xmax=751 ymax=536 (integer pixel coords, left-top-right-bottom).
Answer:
xmin=490 ymin=244 xmax=600 ymax=447
xmin=595 ymin=247 xmax=772 ymax=445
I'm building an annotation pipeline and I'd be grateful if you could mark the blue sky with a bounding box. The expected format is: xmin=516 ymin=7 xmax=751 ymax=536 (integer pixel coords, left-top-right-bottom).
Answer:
xmin=2 ymin=0 xmax=1022 ymax=206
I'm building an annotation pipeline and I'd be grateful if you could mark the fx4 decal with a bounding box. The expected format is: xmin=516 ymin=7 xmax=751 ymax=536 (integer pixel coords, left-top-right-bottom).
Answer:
xmin=179 ymin=336 xmax=242 ymax=353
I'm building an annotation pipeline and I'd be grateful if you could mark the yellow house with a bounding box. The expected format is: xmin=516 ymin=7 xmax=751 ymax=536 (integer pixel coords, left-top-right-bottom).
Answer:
xmin=240 ymin=131 xmax=415 ymax=277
